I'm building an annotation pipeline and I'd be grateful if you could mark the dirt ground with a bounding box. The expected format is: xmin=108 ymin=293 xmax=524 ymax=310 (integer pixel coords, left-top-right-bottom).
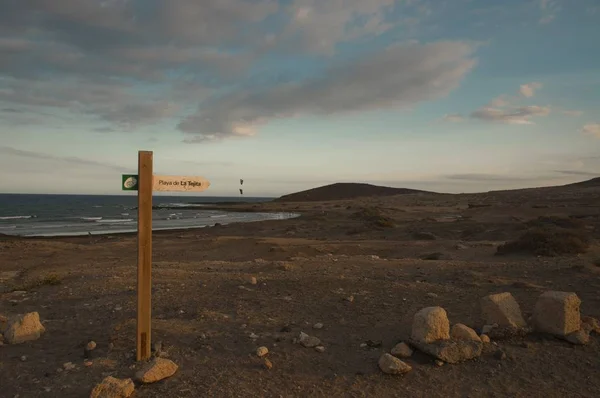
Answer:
xmin=1 ymin=183 xmax=600 ymax=397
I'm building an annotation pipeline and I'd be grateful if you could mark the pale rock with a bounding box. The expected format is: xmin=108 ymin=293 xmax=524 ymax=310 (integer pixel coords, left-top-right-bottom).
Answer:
xmin=314 ymin=346 xmax=326 ymax=353
xmin=451 ymin=324 xmax=481 ymax=342
xmin=256 ymin=346 xmax=269 ymax=357
xmin=3 ymin=312 xmax=46 ymax=344
xmin=299 ymin=332 xmax=321 ymax=348
xmin=480 ymin=334 xmax=491 ymax=343
xmin=86 ymin=341 xmax=97 ymax=351
xmin=533 ymin=291 xmax=581 ymax=336
xmin=481 ymin=292 xmax=526 ymax=329
xmin=250 ymin=277 xmax=257 ymax=285
xmin=63 ymin=362 xmax=76 ymax=371
xmin=378 ymin=353 xmax=412 ymax=375
xmin=409 ymin=339 xmax=483 ymax=364
xmin=581 ymin=316 xmax=600 ymax=334
xmin=90 ymin=376 xmax=134 ymax=398
xmin=435 ymin=360 xmax=445 ymax=367
xmin=411 ymin=307 xmax=450 ymax=344
xmin=135 ymin=358 xmax=178 ymax=384
xmin=390 ymin=342 xmax=413 ymax=358
xmin=565 ymin=329 xmax=590 ymax=345
xmin=313 ymin=323 xmax=324 ymax=330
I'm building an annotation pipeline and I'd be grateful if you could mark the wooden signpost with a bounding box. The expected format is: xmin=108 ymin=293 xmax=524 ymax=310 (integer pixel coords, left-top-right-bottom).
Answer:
xmin=122 ymin=151 xmax=211 ymax=361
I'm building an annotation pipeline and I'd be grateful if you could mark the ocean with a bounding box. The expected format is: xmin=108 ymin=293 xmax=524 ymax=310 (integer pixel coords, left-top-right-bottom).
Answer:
xmin=0 ymin=194 xmax=297 ymax=237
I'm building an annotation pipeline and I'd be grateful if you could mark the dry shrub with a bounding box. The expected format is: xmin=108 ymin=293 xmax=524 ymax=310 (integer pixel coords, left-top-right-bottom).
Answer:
xmin=496 ymin=227 xmax=590 ymax=257
xmin=526 ymin=216 xmax=585 ymax=230
xmin=352 ymin=207 xmax=395 ymax=228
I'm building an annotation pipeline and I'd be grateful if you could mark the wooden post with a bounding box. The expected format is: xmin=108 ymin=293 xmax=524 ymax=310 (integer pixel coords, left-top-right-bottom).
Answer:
xmin=136 ymin=151 xmax=153 ymax=361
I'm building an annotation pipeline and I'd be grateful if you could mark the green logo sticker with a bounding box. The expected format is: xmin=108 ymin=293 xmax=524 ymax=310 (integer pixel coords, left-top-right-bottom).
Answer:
xmin=122 ymin=174 xmax=139 ymax=191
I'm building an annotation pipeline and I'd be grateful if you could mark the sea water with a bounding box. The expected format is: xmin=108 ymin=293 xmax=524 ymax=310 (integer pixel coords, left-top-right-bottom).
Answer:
xmin=0 ymin=194 xmax=297 ymax=237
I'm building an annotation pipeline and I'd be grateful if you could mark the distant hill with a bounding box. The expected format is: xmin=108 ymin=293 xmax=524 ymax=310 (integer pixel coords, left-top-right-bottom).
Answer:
xmin=562 ymin=176 xmax=600 ymax=187
xmin=275 ymin=183 xmax=430 ymax=202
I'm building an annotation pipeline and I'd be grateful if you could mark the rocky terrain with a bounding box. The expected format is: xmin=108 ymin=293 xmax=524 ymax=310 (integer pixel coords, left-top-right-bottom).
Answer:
xmin=1 ymin=179 xmax=600 ymax=397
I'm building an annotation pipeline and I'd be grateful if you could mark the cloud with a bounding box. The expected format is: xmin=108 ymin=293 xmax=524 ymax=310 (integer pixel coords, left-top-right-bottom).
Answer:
xmin=443 ymin=173 xmax=550 ymax=182
xmin=582 ymin=123 xmax=600 ymax=138
xmin=179 ymin=41 xmax=478 ymax=141
xmin=0 ymin=146 xmax=130 ymax=173
xmin=443 ymin=114 xmax=464 ymax=122
xmin=539 ymin=0 xmax=560 ymax=24
xmin=562 ymin=110 xmax=583 ymax=117
xmin=519 ymin=82 xmax=542 ymax=98
xmin=554 ymin=170 xmax=599 ymax=177
xmin=471 ymin=105 xmax=550 ymax=125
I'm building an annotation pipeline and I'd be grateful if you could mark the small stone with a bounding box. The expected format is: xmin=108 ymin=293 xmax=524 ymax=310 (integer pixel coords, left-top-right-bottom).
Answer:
xmin=256 ymin=346 xmax=269 ymax=357
xmin=20 ymin=355 xmax=27 ymax=362
xmin=63 ymin=362 xmax=76 ymax=371
xmin=313 ymin=323 xmax=324 ymax=329
xmin=90 ymin=376 xmax=135 ymax=398
xmin=152 ymin=341 xmax=163 ymax=355
xmin=426 ymin=292 xmax=439 ymax=298
xmin=581 ymin=316 xmax=600 ymax=334
xmin=451 ymin=324 xmax=481 ymax=342
xmin=249 ymin=333 xmax=259 ymax=339
xmin=390 ymin=342 xmax=413 ymax=358
xmin=345 ymin=296 xmax=354 ymax=303
xmin=86 ymin=341 xmax=97 ymax=351
xmin=481 ymin=292 xmax=527 ymax=329
xmin=480 ymin=334 xmax=491 ymax=343
xmin=299 ymin=332 xmax=321 ymax=348
xmin=84 ymin=360 xmax=93 ymax=367
xmin=378 ymin=353 xmax=412 ymax=375
xmin=250 ymin=277 xmax=257 ymax=285
xmin=565 ymin=329 xmax=590 ymax=345
xmin=360 ymin=343 xmax=368 ymax=348
xmin=533 ymin=291 xmax=581 ymax=336
xmin=411 ymin=306 xmax=450 ymax=343
xmin=435 ymin=360 xmax=444 ymax=367
xmin=135 ymin=358 xmax=178 ymax=384
xmin=494 ymin=350 xmax=507 ymax=360
xmin=4 ymin=312 xmax=46 ymax=344
xmin=314 ymin=346 xmax=326 ymax=353
xmin=263 ymin=358 xmax=273 ymax=370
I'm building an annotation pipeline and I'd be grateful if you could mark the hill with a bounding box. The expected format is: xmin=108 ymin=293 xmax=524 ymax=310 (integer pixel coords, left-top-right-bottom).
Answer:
xmin=275 ymin=182 xmax=430 ymax=202
xmin=562 ymin=176 xmax=600 ymax=187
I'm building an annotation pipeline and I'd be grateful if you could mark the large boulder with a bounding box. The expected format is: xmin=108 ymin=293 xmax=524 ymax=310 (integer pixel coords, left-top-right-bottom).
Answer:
xmin=3 ymin=312 xmax=45 ymax=344
xmin=135 ymin=358 xmax=179 ymax=384
xmin=409 ymin=339 xmax=483 ymax=364
xmin=90 ymin=376 xmax=134 ymax=398
xmin=411 ymin=307 xmax=450 ymax=344
xmin=481 ymin=293 xmax=526 ymax=329
xmin=451 ymin=323 xmax=481 ymax=343
xmin=533 ymin=291 xmax=581 ymax=336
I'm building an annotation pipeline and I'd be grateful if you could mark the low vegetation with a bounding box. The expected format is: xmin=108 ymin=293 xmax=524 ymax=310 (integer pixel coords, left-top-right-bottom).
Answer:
xmin=11 ymin=273 xmax=62 ymax=292
xmin=352 ymin=207 xmax=395 ymax=228
xmin=496 ymin=227 xmax=590 ymax=257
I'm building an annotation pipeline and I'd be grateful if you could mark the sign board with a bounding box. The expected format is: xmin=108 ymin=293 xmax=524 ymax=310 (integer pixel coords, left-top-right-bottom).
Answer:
xmin=122 ymin=174 xmax=139 ymax=191
xmin=152 ymin=175 xmax=210 ymax=192
xmin=121 ymin=154 xmax=211 ymax=361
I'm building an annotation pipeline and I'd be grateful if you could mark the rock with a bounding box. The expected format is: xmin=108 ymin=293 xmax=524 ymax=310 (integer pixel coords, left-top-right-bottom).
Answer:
xmin=135 ymin=358 xmax=178 ymax=384
xmin=20 ymin=355 xmax=27 ymax=361
xmin=533 ymin=291 xmax=581 ymax=336
xmin=378 ymin=353 xmax=412 ymax=375
xmin=263 ymin=358 xmax=273 ymax=370
xmin=435 ymin=360 xmax=445 ymax=367
xmin=565 ymin=329 xmax=590 ymax=345
xmin=86 ymin=341 xmax=97 ymax=351
xmin=299 ymin=332 xmax=321 ymax=348
xmin=411 ymin=307 xmax=450 ymax=344
xmin=409 ymin=339 xmax=483 ymax=364
xmin=313 ymin=323 xmax=324 ymax=329
xmin=90 ymin=376 xmax=135 ymax=398
xmin=455 ymin=244 xmax=468 ymax=250
xmin=426 ymin=292 xmax=439 ymax=298
xmin=314 ymin=346 xmax=326 ymax=353
xmin=63 ymin=362 xmax=76 ymax=371
xmin=494 ymin=350 xmax=507 ymax=360
xmin=256 ymin=346 xmax=269 ymax=357
xmin=451 ymin=324 xmax=481 ymax=342
xmin=481 ymin=292 xmax=527 ymax=329
xmin=345 ymin=295 xmax=354 ymax=303
xmin=480 ymin=334 xmax=491 ymax=343
xmin=250 ymin=277 xmax=257 ymax=285
xmin=581 ymin=316 xmax=600 ymax=334
xmin=390 ymin=342 xmax=413 ymax=358
xmin=84 ymin=361 xmax=93 ymax=367
xmin=3 ymin=312 xmax=45 ymax=344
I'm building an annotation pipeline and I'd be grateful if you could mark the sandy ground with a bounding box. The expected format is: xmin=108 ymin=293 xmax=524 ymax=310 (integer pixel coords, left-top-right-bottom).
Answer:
xmin=1 ymin=184 xmax=600 ymax=397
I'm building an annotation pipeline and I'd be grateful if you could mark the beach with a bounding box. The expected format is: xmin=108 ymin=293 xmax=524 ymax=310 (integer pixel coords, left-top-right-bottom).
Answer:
xmin=1 ymin=183 xmax=600 ymax=397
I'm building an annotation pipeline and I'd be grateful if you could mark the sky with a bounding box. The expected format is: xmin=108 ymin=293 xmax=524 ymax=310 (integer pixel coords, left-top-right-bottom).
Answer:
xmin=0 ymin=0 xmax=599 ymax=197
